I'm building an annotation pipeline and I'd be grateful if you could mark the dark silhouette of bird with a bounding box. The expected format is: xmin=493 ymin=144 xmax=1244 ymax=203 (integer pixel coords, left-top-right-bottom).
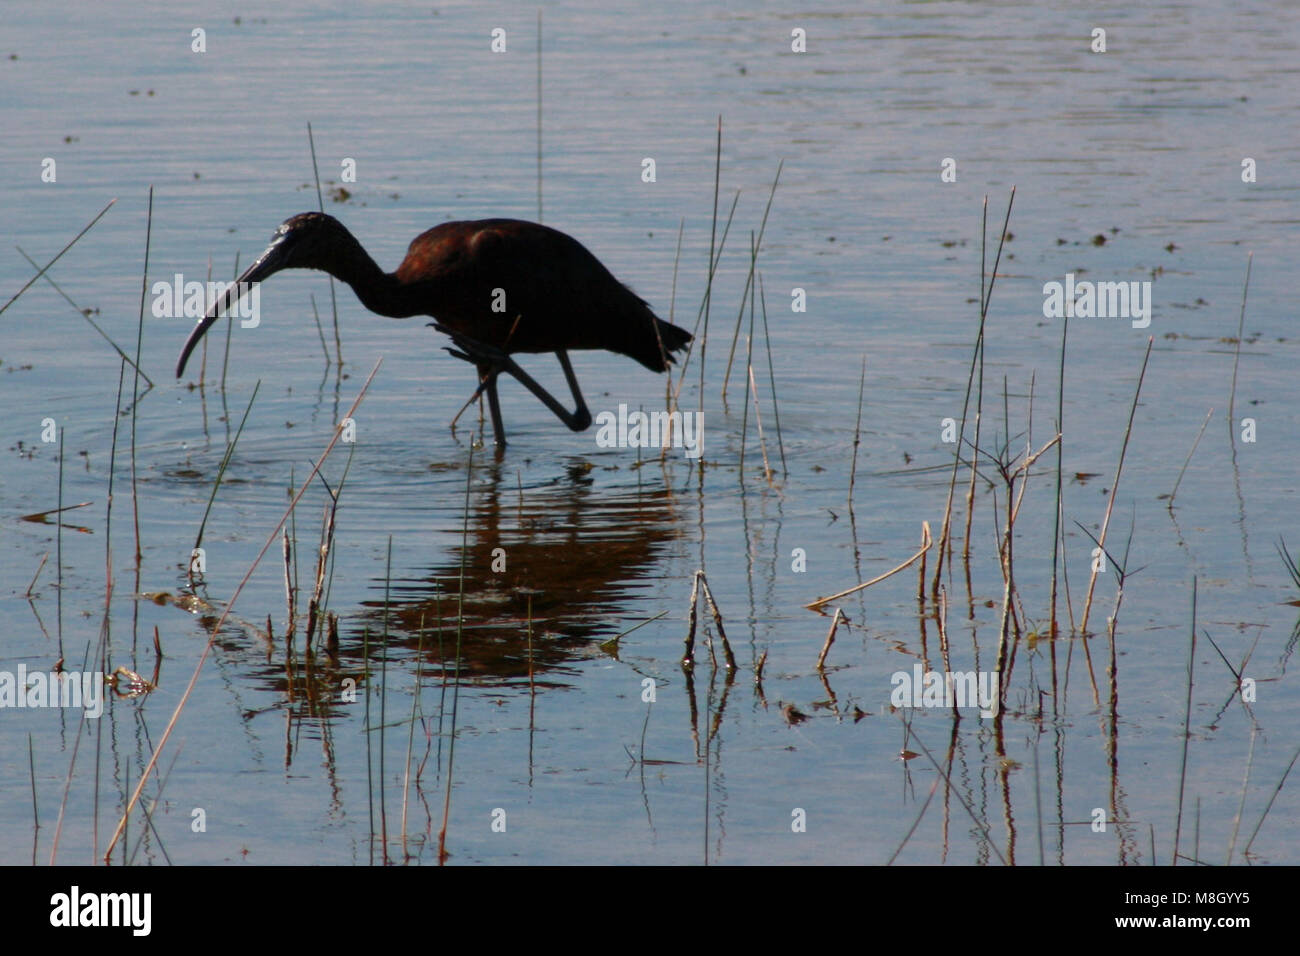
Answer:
xmin=175 ymin=212 xmax=692 ymax=445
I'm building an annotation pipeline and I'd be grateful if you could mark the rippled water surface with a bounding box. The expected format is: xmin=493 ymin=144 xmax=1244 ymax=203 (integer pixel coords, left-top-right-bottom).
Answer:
xmin=1 ymin=1 xmax=1298 ymax=865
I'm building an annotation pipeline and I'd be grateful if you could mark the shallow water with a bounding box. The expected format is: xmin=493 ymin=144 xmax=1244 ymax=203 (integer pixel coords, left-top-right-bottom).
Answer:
xmin=1 ymin=1 xmax=1297 ymax=865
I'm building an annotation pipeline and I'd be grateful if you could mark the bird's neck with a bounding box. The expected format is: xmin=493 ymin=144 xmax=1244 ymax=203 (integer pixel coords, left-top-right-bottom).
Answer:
xmin=324 ymin=237 xmax=424 ymax=319
xmin=348 ymin=268 xmax=425 ymax=319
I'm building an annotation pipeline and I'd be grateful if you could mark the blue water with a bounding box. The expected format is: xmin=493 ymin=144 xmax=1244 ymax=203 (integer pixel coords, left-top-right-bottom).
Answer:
xmin=1 ymin=1 xmax=1297 ymax=865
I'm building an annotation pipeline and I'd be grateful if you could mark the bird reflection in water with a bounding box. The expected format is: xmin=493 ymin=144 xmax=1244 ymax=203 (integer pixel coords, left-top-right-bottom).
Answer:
xmin=353 ymin=466 xmax=683 ymax=686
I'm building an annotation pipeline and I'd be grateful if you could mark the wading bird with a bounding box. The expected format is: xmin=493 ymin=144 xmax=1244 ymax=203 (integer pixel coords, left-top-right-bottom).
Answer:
xmin=175 ymin=212 xmax=692 ymax=445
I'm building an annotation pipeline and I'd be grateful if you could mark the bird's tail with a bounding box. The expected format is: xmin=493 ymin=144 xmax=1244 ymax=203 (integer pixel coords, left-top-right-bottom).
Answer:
xmin=604 ymin=283 xmax=693 ymax=372
xmin=648 ymin=317 xmax=692 ymax=371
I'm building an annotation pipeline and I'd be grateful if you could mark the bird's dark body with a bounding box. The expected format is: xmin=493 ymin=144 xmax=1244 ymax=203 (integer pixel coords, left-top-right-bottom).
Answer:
xmin=175 ymin=212 xmax=692 ymax=444
xmin=388 ymin=217 xmax=686 ymax=371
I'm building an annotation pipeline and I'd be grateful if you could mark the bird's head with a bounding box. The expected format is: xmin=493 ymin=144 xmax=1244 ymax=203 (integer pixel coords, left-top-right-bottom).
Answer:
xmin=252 ymin=212 xmax=350 ymax=275
xmin=175 ymin=212 xmax=351 ymax=378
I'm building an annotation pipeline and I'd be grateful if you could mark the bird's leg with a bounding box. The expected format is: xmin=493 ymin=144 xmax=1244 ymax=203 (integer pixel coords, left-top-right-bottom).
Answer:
xmin=447 ymin=361 xmax=508 ymax=445
xmin=436 ymin=325 xmax=509 ymax=445
xmin=436 ymin=324 xmax=593 ymax=434
xmin=483 ymin=349 xmax=591 ymax=432
xmin=553 ymin=350 xmax=593 ymax=431
xmin=479 ymin=362 xmax=508 ymax=446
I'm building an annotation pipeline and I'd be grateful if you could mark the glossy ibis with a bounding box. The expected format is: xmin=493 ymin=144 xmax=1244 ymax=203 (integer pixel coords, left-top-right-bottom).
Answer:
xmin=175 ymin=212 xmax=692 ymax=445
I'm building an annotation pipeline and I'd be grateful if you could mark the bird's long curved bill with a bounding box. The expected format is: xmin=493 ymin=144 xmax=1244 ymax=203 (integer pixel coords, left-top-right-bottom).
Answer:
xmin=174 ymin=234 xmax=288 ymax=378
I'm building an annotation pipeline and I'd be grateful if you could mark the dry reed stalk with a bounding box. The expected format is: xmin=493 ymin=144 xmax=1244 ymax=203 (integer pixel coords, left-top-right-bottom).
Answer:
xmin=25 ymin=553 xmax=48 ymax=598
xmin=931 ymin=189 xmax=1015 ymax=599
xmin=681 ymin=571 xmax=702 ymax=666
xmin=1225 ymin=724 xmax=1258 ymax=865
xmin=748 ymin=362 xmax=773 ymax=485
xmin=1226 ymin=252 xmax=1253 ymax=427
xmin=56 ymin=430 xmax=64 ymax=659
xmin=438 ymin=445 xmax=475 ymax=865
xmin=1166 ymin=407 xmax=1213 ymax=508
xmin=916 ymin=521 xmax=930 ymax=607
xmin=307 ymin=121 xmax=343 ymax=366
xmin=379 ymin=538 xmax=392 ymax=864
xmin=130 ymin=187 xmax=154 ymax=566
xmin=680 ymin=570 xmax=736 ymax=669
xmin=190 ymin=381 xmax=262 ymax=584
xmin=721 ymin=159 xmax=783 ymax=402
xmin=936 ymin=584 xmax=949 ymax=676
xmin=991 ymin=433 xmax=1061 ymax=700
xmin=0 ymin=199 xmax=115 ymax=316
xmin=1242 ymin=737 xmax=1300 ymax=860
xmin=1172 ymin=577 xmax=1197 ymax=865
xmin=102 ymin=360 xmax=383 ymax=862
xmin=738 ymin=232 xmax=757 ymax=476
xmin=401 ymin=616 xmax=427 ymax=862
xmin=528 ymin=595 xmax=536 ymax=775
xmin=1079 ymin=337 xmax=1153 ymax=635
xmin=16 ymin=246 xmax=152 ymax=385
xmin=659 ymin=219 xmax=686 ymax=461
xmin=282 ymin=529 xmax=296 ymax=645
xmin=848 ymin=356 xmax=866 ymax=507
xmin=695 ymin=118 xmax=723 ymax=429
xmin=757 ymin=276 xmax=787 ymax=477
xmin=815 ymin=608 xmax=846 ymax=670
xmin=309 ymin=293 xmax=331 ymax=365
xmin=807 ymin=522 xmax=932 ymax=611
xmin=305 ymin=465 xmax=344 ymax=649
xmin=1049 ymin=311 xmax=1068 ymax=673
